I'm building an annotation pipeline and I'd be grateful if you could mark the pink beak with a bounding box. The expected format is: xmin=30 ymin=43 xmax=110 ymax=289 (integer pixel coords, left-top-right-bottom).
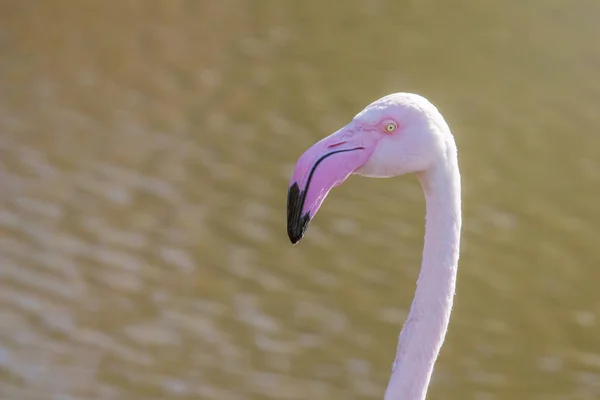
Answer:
xmin=287 ymin=127 xmax=377 ymax=244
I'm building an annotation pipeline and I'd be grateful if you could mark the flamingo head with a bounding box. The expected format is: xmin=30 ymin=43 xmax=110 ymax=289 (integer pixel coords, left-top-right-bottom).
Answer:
xmin=287 ymin=92 xmax=451 ymax=244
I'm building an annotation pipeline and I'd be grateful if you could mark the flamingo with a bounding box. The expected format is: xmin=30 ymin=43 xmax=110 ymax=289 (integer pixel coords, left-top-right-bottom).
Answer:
xmin=286 ymin=93 xmax=461 ymax=400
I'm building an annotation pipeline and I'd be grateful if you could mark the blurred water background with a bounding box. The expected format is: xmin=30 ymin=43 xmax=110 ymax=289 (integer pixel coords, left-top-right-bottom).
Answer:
xmin=1 ymin=1 xmax=600 ymax=399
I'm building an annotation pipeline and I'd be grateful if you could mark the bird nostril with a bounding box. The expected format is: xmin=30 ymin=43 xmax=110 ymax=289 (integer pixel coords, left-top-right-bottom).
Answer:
xmin=326 ymin=141 xmax=347 ymax=149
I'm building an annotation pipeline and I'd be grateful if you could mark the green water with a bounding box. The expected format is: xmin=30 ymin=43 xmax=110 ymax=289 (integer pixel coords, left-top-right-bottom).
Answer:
xmin=1 ymin=1 xmax=600 ymax=399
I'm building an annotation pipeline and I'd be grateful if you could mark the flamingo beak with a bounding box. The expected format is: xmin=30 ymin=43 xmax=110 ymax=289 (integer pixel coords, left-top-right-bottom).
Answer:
xmin=286 ymin=127 xmax=377 ymax=244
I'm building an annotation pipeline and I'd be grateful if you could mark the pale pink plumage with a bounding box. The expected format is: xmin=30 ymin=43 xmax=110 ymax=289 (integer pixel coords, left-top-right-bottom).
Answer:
xmin=287 ymin=93 xmax=462 ymax=400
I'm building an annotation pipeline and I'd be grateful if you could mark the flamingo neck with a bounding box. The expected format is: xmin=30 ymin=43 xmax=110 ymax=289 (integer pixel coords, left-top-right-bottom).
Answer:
xmin=384 ymin=149 xmax=462 ymax=400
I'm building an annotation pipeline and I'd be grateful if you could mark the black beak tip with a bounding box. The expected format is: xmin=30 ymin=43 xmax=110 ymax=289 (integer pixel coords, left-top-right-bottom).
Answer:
xmin=287 ymin=182 xmax=311 ymax=245
xmin=287 ymin=213 xmax=311 ymax=245
xmin=288 ymin=231 xmax=303 ymax=245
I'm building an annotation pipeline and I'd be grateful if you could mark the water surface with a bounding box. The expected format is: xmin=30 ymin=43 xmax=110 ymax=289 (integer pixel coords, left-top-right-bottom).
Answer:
xmin=1 ymin=1 xmax=600 ymax=399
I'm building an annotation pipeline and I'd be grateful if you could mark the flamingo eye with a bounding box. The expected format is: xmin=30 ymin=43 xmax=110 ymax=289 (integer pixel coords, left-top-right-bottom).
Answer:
xmin=384 ymin=122 xmax=397 ymax=133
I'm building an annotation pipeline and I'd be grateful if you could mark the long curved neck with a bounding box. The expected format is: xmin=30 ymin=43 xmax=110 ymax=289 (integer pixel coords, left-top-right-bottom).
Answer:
xmin=384 ymin=148 xmax=462 ymax=400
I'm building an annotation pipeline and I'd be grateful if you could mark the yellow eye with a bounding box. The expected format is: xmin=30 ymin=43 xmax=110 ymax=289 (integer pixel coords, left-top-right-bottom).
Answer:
xmin=384 ymin=122 xmax=397 ymax=133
